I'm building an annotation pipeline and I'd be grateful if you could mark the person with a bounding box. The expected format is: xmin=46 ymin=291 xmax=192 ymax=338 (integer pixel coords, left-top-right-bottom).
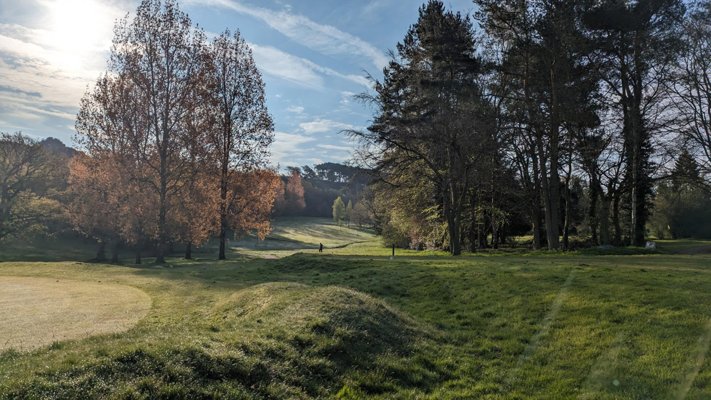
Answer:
xmin=319 ymin=243 xmax=323 ymax=253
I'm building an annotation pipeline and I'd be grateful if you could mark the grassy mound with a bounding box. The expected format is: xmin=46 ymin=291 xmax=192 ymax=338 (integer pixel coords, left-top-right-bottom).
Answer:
xmin=2 ymin=282 xmax=445 ymax=399
xmin=213 ymin=282 xmax=423 ymax=363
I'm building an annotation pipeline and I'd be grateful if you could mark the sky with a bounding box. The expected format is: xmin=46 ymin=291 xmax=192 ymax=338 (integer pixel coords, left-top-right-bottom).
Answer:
xmin=0 ymin=0 xmax=476 ymax=168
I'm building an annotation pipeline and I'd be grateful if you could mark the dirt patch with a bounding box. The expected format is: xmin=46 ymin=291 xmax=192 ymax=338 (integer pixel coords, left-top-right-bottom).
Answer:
xmin=0 ymin=276 xmax=151 ymax=351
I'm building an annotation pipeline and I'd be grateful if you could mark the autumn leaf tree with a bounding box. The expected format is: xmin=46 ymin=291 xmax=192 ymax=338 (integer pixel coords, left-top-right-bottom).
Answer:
xmin=66 ymin=153 xmax=135 ymax=261
xmin=226 ymin=169 xmax=282 ymax=242
xmin=209 ymin=29 xmax=274 ymax=260
xmin=110 ymin=0 xmax=211 ymax=263
xmin=276 ymin=169 xmax=306 ymax=215
xmin=75 ymin=0 xmax=218 ymax=263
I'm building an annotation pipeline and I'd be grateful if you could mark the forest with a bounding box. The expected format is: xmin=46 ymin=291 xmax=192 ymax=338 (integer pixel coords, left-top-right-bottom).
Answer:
xmin=2 ymin=0 xmax=711 ymax=262
xmin=351 ymin=0 xmax=711 ymax=254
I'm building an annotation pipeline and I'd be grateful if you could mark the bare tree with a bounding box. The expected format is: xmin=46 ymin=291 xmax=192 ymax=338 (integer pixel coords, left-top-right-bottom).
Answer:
xmin=671 ymin=1 xmax=711 ymax=182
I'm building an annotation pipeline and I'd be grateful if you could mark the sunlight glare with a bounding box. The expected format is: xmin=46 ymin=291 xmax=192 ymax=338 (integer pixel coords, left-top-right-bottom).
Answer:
xmin=40 ymin=0 xmax=118 ymax=71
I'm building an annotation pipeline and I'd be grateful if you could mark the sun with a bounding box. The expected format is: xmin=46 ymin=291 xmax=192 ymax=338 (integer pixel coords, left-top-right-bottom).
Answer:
xmin=40 ymin=0 xmax=118 ymax=71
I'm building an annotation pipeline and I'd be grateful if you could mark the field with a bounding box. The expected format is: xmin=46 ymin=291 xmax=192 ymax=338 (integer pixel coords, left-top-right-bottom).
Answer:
xmin=1 ymin=218 xmax=711 ymax=399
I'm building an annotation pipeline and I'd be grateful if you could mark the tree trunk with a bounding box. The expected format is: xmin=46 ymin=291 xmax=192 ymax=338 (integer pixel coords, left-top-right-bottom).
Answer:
xmin=563 ymin=182 xmax=571 ymax=250
xmin=185 ymin=241 xmax=192 ymax=260
xmin=537 ymin=133 xmax=560 ymax=250
xmin=562 ymin=155 xmax=572 ymax=250
xmin=156 ymin=144 xmax=168 ymax=264
xmin=612 ymin=192 xmax=623 ymax=245
xmin=467 ymin=193 xmax=478 ymax=253
xmin=443 ymin=187 xmax=461 ymax=256
xmin=531 ymin=151 xmax=543 ymax=249
xmin=135 ymin=249 xmax=142 ymax=265
xmin=588 ymin=176 xmax=600 ymax=246
xmin=599 ymin=197 xmax=611 ymax=245
xmin=219 ymin=154 xmax=229 ymax=260
xmin=96 ymin=241 xmax=106 ymax=262
xmin=111 ymin=241 xmax=119 ymax=263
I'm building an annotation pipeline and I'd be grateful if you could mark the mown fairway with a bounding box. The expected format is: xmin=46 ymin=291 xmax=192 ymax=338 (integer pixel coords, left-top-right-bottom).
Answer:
xmin=1 ymin=220 xmax=711 ymax=399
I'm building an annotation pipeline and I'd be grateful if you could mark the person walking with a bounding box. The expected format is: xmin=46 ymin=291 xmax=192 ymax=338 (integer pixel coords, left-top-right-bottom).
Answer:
xmin=319 ymin=243 xmax=323 ymax=253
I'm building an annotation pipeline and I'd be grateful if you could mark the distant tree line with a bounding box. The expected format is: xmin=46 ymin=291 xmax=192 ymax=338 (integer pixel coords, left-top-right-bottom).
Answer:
xmin=275 ymin=162 xmax=375 ymax=227
xmin=352 ymin=0 xmax=711 ymax=254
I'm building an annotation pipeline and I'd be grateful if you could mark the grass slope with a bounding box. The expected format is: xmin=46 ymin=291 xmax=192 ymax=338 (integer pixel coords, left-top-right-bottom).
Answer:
xmin=231 ymin=217 xmax=377 ymax=258
xmin=1 ymin=249 xmax=711 ymax=398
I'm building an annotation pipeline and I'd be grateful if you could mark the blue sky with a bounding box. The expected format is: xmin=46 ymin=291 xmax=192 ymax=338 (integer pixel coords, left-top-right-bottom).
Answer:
xmin=0 ymin=0 xmax=475 ymax=168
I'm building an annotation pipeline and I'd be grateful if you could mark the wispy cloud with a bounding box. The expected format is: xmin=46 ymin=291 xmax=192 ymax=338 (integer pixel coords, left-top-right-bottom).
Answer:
xmin=299 ymin=118 xmax=357 ymax=134
xmin=316 ymin=143 xmax=354 ymax=152
xmin=270 ymin=131 xmax=317 ymax=166
xmin=185 ymin=0 xmax=388 ymax=71
xmin=250 ymin=43 xmax=370 ymax=90
xmin=286 ymin=105 xmax=305 ymax=114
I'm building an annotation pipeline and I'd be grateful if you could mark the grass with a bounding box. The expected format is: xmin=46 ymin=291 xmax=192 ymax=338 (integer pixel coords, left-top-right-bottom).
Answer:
xmin=2 ymin=220 xmax=711 ymax=398
xmin=232 ymin=217 xmax=376 ymax=257
xmin=0 ymin=276 xmax=150 ymax=352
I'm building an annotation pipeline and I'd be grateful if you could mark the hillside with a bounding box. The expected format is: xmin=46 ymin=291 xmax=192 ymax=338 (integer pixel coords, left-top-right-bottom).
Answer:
xmin=232 ymin=217 xmax=376 ymax=254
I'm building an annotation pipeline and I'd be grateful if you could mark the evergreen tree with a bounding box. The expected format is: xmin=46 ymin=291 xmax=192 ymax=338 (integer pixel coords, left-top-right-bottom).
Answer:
xmin=353 ymin=0 xmax=495 ymax=255
xmin=584 ymin=0 xmax=686 ymax=246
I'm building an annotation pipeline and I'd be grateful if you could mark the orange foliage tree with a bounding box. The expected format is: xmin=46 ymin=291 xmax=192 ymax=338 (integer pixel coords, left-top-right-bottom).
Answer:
xmin=227 ymin=169 xmax=282 ymax=242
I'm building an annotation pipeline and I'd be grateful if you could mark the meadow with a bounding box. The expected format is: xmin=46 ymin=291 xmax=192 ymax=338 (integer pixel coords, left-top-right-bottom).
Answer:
xmin=1 ymin=218 xmax=711 ymax=399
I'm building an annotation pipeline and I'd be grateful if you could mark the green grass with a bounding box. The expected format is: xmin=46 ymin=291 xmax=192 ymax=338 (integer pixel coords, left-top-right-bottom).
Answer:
xmin=0 ymin=236 xmax=98 ymax=262
xmin=233 ymin=217 xmax=376 ymax=253
xmin=2 ymin=221 xmax=711 ymax=398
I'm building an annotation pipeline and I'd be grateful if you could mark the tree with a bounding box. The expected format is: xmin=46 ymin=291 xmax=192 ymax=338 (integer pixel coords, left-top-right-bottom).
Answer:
xmin=671 ymin=0 xmax=711 ymax=181
xmin=585 ymin=0 xmax=685 ymax=246
xmin=477 ymin=0 xmax=601 ymax=250
xmin=351 ymin=201 xmax=373 ymax=227
xmin=66 ymin=153 xmax=138 ymax=261
xmin=276 ymin=169 xmax=306 ymax=215
xmin=86 ymin=0 xmax=212 ymax=263
xmin=0 ymin=132 xmax=62 ymax=241
xmin=172 ymin=171 xmax=220 ymax=260
xmin=332 ymin=196 xmax=346 ymax=225
xmin=345 ymin=199 xmax=353 ymax=226
xmin=650 ymin=149 xmax=711 ymax=239
xmin=209 ymin=29 xmax=274 ymax=260
xmin=225 ymin=169 xmax=282 ymax=241
xmin=353 ymin=1 xmax=495 ymax=255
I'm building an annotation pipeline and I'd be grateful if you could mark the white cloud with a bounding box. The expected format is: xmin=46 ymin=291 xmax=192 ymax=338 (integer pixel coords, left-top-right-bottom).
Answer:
xmin=185 ymin=0 xmax=388 ymax=70
xmin=316 ymin=143 xmax=354 ymax=152
xmin=270 ymin=130 xmax=317 ymax=165
xmin=0 ymin=0 xmax=129 ymax=136
xmin=299 ymin=118 xmax=356 ymax=134
xmin=249 ymin=43 xmax=370 ymax=90
xmin=286 ymin=105 xmax=305 ymax=114
xmin=250 ymin=43 xmax=325 ymax=88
